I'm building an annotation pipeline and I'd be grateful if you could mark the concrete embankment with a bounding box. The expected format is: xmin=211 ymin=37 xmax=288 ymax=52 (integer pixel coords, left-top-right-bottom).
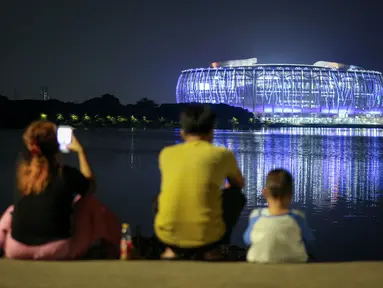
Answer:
xmin=0 ymin=260 xmax=382 ymax=288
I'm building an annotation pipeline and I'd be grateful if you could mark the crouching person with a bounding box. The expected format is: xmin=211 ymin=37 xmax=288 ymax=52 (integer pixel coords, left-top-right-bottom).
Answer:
xmin=243 ymin=169 xmax=315 ymax=263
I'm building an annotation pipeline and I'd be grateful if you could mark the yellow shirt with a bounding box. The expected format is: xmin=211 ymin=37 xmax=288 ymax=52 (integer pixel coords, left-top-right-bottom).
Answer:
xmin=154 ymin=140 xmax=241 ymax=248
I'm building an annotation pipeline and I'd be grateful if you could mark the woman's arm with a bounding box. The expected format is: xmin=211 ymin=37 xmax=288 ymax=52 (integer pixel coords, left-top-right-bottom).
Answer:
xmin=77 ymin=148 xmax=93 ymax=179
xmin=77 ymin=149 xmax=96 ymax=194
xmin=68 ymin=135 xmax=96 ymax=194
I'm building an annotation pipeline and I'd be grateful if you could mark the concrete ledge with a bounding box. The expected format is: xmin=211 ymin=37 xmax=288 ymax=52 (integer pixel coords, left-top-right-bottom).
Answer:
xmin=0 ymin=260 xmax=382 ymax=288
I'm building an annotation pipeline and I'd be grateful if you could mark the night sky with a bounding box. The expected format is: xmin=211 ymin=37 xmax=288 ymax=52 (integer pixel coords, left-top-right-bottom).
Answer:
xmin=1 ymin=0 xmax=382 ymax=104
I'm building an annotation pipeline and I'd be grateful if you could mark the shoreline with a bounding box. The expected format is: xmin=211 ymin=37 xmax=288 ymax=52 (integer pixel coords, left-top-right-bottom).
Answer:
xmin=2 ymin=123 xmax=383 ymax=131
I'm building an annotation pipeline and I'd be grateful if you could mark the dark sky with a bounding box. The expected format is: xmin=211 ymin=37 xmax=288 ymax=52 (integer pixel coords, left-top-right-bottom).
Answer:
xmin=1 ymin=0 xmax=383 ymax=104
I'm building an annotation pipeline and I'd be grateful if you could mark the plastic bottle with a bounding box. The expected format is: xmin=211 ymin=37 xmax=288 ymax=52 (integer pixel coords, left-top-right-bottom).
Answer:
xmin=120 ymin=223 xmax=133 ymax=260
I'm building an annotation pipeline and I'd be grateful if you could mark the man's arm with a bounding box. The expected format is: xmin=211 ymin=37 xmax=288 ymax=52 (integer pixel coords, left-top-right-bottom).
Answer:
xmin=225 ymin=150 xmax=245 ymax=189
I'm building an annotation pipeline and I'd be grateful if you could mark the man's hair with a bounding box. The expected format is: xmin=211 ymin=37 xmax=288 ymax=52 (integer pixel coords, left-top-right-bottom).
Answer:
xmin=266 ymin=169 xmax=293 ymax=199
xmin=180 ymin=104 xmax=216 ymax=135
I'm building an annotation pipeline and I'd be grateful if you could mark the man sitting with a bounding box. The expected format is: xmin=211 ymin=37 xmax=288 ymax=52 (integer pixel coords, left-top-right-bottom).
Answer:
xmin=154 ymin=104 xmax=245 ymax=260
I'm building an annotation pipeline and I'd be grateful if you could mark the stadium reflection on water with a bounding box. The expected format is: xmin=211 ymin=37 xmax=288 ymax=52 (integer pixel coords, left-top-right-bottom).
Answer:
xmin=213 ymin=127 xmax=382 ymax=212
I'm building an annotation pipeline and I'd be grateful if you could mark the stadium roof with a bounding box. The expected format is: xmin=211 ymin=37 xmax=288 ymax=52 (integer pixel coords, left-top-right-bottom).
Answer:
xmin=208 ymin=58 xmax=364 ymax=71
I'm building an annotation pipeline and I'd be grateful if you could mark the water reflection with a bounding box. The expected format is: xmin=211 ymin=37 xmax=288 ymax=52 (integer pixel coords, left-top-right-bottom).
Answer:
xmin=213 ymin=128 xmax=383 ymax=213
xmin=257 ymin=127 xmax=383 ymax=137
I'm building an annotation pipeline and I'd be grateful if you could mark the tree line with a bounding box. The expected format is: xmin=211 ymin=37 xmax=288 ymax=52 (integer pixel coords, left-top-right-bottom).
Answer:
xmin=0 ymin=94 xmax=262 ymax=129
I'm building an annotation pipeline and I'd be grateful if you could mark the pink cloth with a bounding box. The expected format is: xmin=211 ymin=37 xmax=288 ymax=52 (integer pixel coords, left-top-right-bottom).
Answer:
xmin=0 ymin=194 xmax=121 ymax=260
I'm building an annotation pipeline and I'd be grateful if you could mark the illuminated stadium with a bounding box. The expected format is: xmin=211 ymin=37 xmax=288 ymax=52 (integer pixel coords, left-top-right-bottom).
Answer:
xmin=176 ymin=58 xmax=383 ymax=124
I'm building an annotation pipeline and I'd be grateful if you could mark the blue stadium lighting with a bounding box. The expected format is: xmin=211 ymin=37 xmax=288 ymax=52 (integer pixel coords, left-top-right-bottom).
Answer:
xmin=176 ymin=61 xmax=383 ymax=117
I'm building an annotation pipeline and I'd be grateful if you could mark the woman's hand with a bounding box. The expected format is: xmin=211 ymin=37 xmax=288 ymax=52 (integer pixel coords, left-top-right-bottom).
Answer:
xmin=67 ymin=134 xmax=83 ymax=153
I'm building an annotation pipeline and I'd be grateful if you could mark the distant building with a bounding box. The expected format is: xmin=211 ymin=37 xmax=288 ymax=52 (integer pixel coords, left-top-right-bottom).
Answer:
xmin=40 ymin=86 xmax=49 ymax=101
xmin=177 ymin=59 xmax=383 ymax=117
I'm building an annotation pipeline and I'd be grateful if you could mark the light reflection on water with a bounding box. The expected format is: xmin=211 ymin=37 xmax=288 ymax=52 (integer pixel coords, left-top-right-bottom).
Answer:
xmin=213 ymin=128 xmax=382 ymax=211
xmin=1 ymin=127 xmax=382 ymax=261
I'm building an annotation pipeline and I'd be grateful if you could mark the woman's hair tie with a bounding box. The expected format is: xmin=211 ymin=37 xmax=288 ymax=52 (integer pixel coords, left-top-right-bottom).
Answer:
xmin=29 ymin=140 xmax=41 ymax=156
xmin=30 ymin=146 xmax=41 ymax=155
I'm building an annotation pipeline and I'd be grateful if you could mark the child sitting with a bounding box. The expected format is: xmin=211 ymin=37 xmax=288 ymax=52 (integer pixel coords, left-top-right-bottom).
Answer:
xmin=243 ymin=169 xmax=315 ymax=263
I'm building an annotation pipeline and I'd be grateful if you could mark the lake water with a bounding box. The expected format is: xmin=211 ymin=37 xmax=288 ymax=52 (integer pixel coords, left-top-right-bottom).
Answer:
xmin=1 ymin=127 xmax=383 ymax=262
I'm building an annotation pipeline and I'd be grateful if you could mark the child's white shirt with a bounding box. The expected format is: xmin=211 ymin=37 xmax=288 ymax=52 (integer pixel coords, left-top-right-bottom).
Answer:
xmin=243 ymin=208 xmax=315 ymax=263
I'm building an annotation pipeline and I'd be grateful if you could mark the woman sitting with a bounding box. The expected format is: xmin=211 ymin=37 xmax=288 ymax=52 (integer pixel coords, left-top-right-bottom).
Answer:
xmin=0 ymin=120 xmax=121 ymax=260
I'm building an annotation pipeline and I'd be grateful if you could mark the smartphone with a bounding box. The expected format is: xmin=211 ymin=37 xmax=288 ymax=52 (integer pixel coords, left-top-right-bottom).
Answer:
xmin=57 ymin=125 xmax=73 ymax=153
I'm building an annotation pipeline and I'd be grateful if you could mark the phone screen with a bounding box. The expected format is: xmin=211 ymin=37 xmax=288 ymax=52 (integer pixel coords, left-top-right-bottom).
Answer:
xmin=57 ymin=126 xmax=73 ymax=153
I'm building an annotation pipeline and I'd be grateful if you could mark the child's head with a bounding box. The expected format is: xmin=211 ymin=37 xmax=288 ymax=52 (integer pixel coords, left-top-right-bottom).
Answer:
xmin=263 ymin=169 xmax=293 ymax=206
xmin=180 ymin=104 xmax=216 ymax=142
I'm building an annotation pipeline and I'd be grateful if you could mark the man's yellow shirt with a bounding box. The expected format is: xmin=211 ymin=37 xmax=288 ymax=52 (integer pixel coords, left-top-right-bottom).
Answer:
xmin=155 ymin=140 xmax=240 ymax=248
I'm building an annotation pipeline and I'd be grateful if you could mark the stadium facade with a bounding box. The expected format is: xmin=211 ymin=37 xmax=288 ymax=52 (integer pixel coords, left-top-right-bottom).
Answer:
xmin=176 ymin=59 xmax=383 ymax=119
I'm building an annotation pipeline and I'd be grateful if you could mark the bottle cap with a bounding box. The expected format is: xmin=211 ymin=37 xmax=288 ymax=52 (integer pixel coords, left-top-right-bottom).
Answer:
xmin=122 ymin=223 xmax=129 ymax=229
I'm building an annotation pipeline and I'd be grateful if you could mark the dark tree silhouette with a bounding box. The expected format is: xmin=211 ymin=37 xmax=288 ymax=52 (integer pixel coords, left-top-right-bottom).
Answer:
xmin=136 ymin=97 xmax=157 ymax=107
xmin=134 ymin=97 xmax=159 ymax=117
xmin=0 ymin=94 xmax=260 ymax=130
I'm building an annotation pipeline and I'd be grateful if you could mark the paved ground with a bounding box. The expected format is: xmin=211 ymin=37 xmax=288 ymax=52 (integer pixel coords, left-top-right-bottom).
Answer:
xmin=0 ymin=260 xmax=382 ymax=288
